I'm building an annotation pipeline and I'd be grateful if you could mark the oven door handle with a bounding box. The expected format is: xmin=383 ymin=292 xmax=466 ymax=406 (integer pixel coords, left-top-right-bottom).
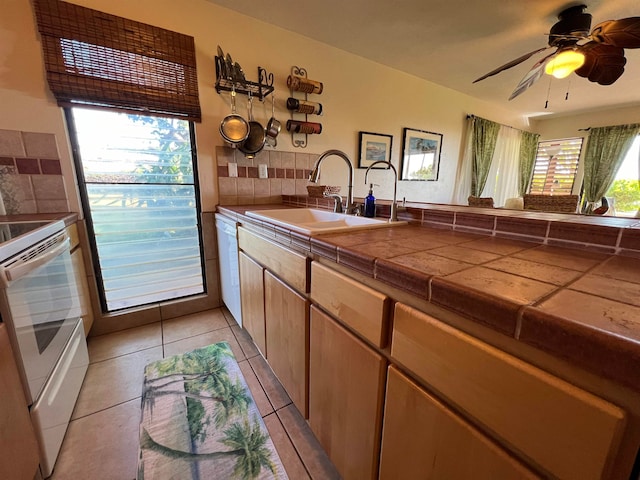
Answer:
xmin=1 ymin=237 xmax=70 ymax=284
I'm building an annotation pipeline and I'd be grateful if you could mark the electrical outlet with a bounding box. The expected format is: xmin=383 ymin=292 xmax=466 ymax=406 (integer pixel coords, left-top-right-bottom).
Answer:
xmin=228 ymin=162 xmax=238 ymax=177
xmin=258 ymin=164 xmax=268 ymax=179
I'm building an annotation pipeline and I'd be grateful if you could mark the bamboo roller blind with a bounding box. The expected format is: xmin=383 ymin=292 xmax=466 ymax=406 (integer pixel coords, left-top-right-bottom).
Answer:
xmin=34 ymin=0 xmax=201 ymax=121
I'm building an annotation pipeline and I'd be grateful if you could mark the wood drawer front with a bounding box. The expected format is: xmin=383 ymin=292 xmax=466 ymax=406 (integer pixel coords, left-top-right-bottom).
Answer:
xmin=392 ymin=303 xmax=626 ymax=480
xmin=238 ymin=226 xmax=308 ymax=293
xmin=311 ymin=262 xmax=390 ymax=347
xmin=380 ymin=366 xmax=540 ymax=480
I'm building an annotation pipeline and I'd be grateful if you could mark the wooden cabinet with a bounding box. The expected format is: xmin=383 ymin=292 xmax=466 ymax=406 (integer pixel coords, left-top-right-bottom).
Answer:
xmin=380 ymin=365 xmax=539 ymax=479
xmin=238 ymin=226 xmax=309 ymax=293
xmin=0 ymin=324 xmax=40 ymax=479
xmin=264 ymin=271 xmax=310 ymax=417
xmin=239 ymin=252 xmax=266 ymax=356
xmin=308 ymin=305 xmax=386 ymax=480
xmin=391 ymin=302 xmax=626 ymax=480
xmin=310 ymin=262 xmax=390 ymax=348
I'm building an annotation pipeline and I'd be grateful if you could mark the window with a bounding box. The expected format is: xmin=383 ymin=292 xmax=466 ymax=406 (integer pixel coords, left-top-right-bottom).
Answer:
xmin=68 ymin=108 xmax=205 ymax=311
xmin=606 ymin=135 xmax=640 ymax=217
xmin=529 ymin=138 xmax=583 ymax=195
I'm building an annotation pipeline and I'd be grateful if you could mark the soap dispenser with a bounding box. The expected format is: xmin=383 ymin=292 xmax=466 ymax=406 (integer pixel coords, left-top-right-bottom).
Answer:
xmin=364 ymin=183 xmax=376 ymax=218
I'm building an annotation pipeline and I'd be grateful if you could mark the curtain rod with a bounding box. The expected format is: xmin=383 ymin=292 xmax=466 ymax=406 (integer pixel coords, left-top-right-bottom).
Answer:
xmin=466 ymin=113 xmax=536 ymax=134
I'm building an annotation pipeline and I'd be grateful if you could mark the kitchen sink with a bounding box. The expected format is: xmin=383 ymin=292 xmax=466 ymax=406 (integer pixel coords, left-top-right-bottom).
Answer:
xmin=245 ymin=208 xmax=406 ymax=236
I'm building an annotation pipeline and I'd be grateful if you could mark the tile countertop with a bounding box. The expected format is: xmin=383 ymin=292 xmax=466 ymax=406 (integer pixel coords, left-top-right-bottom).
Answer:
xmin=0 ymin=212 xmax=78 ymax=227
xmin=218 ymin=204 xmax=640 ymax=394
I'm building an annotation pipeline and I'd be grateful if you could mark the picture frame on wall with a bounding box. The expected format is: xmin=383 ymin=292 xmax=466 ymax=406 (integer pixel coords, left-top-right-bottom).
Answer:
xmin=400 ymin=128 xmax=442 ymax=181
xmin=358 ymin=131 xmax=393 ymax=169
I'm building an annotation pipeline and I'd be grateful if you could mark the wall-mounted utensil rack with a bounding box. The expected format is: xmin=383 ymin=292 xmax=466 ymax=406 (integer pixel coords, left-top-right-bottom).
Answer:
xmin=215 ymin=56 xmax=274 ymax=100
xmin=287 ymin=66 xmax=323 ymax=148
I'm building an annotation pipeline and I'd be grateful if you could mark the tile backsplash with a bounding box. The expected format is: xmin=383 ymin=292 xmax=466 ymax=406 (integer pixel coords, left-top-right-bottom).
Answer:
xmin=0 ymin=129 xmax=69 ymax=215
xmin=216 ymin=145 xmax=319 ymax=205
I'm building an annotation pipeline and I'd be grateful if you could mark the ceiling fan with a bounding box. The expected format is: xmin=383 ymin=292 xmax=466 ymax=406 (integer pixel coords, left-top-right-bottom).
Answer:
xmin=473 ymin=4 xmax=640 ymax=100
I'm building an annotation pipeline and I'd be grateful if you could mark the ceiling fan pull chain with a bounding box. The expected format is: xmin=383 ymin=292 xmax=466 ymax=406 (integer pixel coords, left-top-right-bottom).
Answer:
xmin=565 ymin=78 xmax=572 ymax=101
xmin=544 ymin=76 xmax=552 ymax=109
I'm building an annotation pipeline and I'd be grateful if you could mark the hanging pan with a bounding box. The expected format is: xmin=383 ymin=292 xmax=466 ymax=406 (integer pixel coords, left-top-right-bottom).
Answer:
xmin=238 ymin=95 xmax=266 ymax=159
xmin=265 ymin=94 xmax=281 ymax=141
xmin=219 ymin=89 xmax=249 ymax=145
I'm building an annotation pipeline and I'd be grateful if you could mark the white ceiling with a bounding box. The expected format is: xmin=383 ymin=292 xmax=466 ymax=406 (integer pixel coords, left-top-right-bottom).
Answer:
xmin=205 ymin=0 xmax=640 ymax=120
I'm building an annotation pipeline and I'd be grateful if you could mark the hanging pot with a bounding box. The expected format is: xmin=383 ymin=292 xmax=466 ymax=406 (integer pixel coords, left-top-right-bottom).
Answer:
xmin=219 ymin=89 xmax=249 ymax=145
xmin=265 ymin=94 xmax=281 ymax=141
xmin=238 ymin=95 xmax=266 ymax=159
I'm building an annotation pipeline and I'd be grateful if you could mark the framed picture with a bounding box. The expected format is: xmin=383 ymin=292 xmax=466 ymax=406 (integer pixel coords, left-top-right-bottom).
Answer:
xmin=400 ymin=128 xmax=442 ymax=181
xmin=358 ymin=131 xmax=393 ymax=169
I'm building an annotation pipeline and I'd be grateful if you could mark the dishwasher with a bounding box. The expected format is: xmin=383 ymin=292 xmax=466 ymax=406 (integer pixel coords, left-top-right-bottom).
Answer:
xmin=215 ymin=214 xmax=242 ymax=326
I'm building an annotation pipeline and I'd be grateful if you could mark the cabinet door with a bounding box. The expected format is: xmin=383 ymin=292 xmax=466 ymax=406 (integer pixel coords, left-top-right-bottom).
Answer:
xmin=264 ymin=270 xmax=309 ymax=417
xmin=0 ymin=324 xmax=40 ymax=480
xmin=380 ymin=365 xmax=540 ymax=479
xmin=239 ymin=252 xmax=266 ymax=356
xmin=392 ymin=303 xmax=626 ymax=480
xmin=309 ymin=306 xmax=386 ymax=480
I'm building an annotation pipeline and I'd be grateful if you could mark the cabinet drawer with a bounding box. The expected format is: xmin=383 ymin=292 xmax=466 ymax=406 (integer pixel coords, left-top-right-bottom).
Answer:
xmin=238 ymin=226 xmax=309 ymax=293
xmin=392 ymin=303 xmax=626 ymax=480
xmin=311 ymin=262 xmax=390 ymax=347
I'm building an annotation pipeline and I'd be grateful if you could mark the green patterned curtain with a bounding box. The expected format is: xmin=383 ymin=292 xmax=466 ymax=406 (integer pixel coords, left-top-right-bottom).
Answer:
xmin=471 ymin=117 xmax=500 ymax=196
xmin=582 ymin=123 xmax=640 ymax=213
xmin=518 ymin=131 xmax=540 ymax=196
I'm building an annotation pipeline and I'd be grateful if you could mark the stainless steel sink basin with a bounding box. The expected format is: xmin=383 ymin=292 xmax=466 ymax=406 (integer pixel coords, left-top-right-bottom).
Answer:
xmin=245 ymin=208 xmax=406 ymax=235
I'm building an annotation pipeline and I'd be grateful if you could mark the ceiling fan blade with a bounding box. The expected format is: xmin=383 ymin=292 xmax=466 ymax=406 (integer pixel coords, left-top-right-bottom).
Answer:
xmin=508 ymin=50 xmax=558 ymax=100
xmin=575 ymin=43 xmax=626 ymax=85
xmin=590 ymin=18 xmax=640 ymax=48
xmin=473 ymin=47 xmax=549 ymax=83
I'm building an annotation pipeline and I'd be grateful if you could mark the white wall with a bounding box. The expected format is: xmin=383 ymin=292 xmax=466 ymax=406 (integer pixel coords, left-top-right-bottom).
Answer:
xmin=531 ymin=105 xmax=640 ymax=141
xmin=0 ymin=0 xmax=531 ymax=211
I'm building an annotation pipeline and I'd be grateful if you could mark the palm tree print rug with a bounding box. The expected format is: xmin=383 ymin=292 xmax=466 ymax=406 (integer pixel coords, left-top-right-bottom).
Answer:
xmin=137 ymin=342 xmax=288 ymax=479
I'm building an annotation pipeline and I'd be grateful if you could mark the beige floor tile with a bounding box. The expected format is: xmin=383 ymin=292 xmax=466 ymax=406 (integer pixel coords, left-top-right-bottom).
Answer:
xmin=263 ymin=413 xmax=311 ymax=480
xmin=72 ymin=346 xmax=163 ymax=419
xmin=52 ymin=399 xmax=140 ymax=480
xmin=232 ymin=324 xmax=261 ymax=359
xmin=249 ymin=355 xmax=292 ymax=411
xmin=163 ymin=327 xmax=246 ymax=361
xmin=277 ymin=404 xmax=341 ymax=480
xmin=221 ymin=305 xmax=241 ymax=326
xmin=162 ymin=309 xmax=229 ymax=344
xmin=238 ymin=359 xmax=274 ymax=417
xmin=88 ymin=322 xmax=162 ymax=363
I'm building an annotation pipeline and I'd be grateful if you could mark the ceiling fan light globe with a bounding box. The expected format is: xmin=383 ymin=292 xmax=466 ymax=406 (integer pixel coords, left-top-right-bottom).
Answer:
xmin=544 ymin=50 xmax=586 ymax=79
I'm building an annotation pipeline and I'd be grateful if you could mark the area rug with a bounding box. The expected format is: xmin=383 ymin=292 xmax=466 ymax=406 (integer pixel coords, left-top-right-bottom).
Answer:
xmin=137 ymin=342 xmax=288 ymax=479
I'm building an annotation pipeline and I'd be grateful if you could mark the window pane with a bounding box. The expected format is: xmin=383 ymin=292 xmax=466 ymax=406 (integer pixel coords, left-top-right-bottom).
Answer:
xmin=72 ymin=108 xmax=204 ymax=311
xmin=530 ymin=138 xmax=583 ymax=195
xmin=606 ymin=136 xmax=640 ymax=217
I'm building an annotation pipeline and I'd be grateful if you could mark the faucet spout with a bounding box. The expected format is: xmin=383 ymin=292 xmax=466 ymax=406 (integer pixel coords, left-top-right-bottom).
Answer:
xmin=365 ymin=160 xmax=399 ymax=222
xmin=309 ymin=149 xmax=356 ymax=214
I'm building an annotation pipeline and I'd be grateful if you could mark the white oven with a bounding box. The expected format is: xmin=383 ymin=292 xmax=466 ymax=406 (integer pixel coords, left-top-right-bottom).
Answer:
xmin=0 ymin=220 xmax=89 ymax=478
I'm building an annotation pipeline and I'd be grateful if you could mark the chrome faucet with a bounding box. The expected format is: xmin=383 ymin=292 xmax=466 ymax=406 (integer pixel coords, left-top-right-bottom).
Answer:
xmin=309 ymin=149 xmax=357 ymax=214
xmin=365 ymin=160 xmax=399 ymax=222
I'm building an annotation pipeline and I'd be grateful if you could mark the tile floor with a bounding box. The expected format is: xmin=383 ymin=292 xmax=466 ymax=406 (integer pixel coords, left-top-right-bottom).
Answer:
xmin=51 ymin=307 xmax=340 ymax=480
